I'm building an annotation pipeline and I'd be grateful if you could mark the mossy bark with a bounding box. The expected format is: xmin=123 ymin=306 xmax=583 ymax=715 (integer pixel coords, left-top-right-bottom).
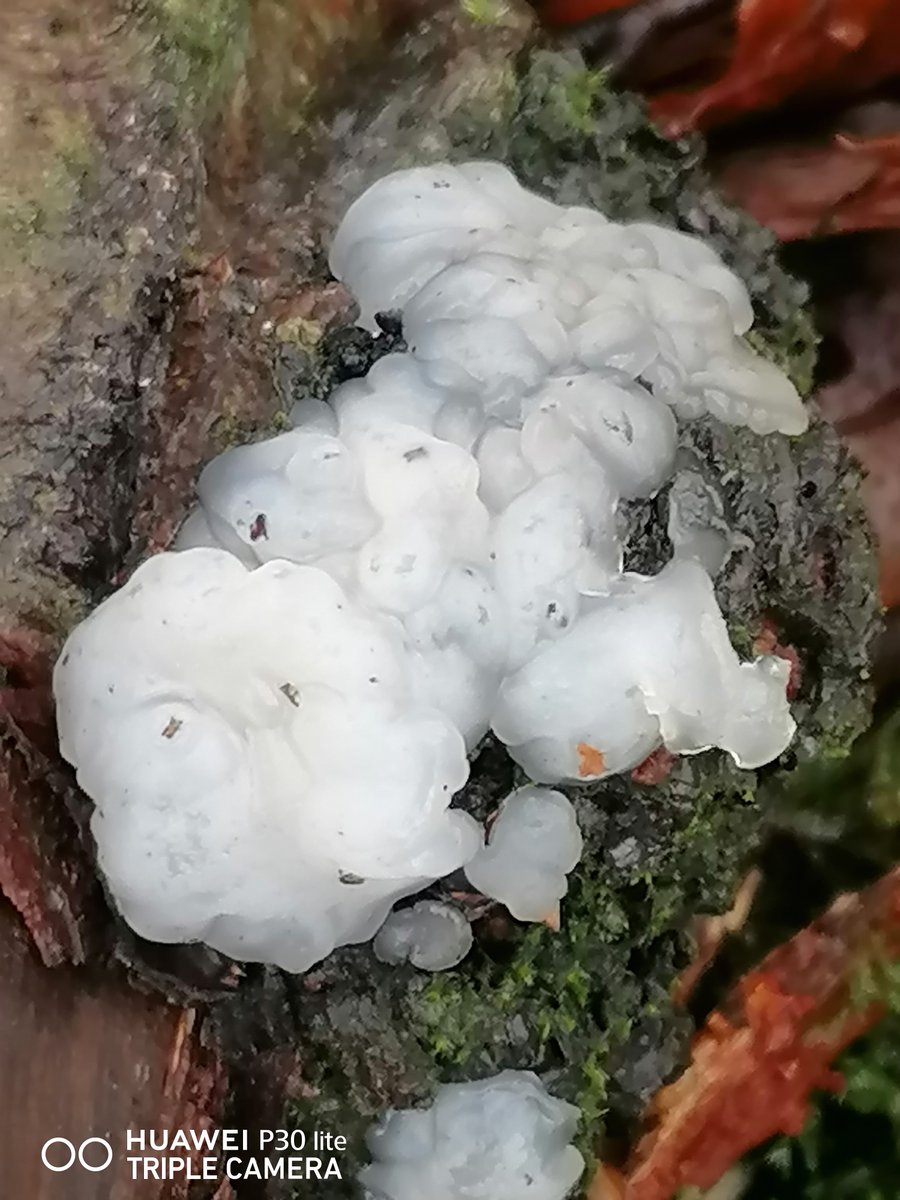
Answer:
xmin=0 ymin=0 xmax=224 ymax=630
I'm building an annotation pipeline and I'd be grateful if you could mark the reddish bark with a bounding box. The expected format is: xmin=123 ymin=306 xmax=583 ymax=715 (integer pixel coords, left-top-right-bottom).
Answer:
xmin=0 ymin=626 xmax=102 ymax=967
xmin=0 ymin=905 xmax=228 ymax=1200
xmin=752 ymin=619 xmax=802 ymax=700
xmin=603 ymin=866 xmax=900 ymax=1200
xmin=630 ymin=748 xmax=678 ymax=786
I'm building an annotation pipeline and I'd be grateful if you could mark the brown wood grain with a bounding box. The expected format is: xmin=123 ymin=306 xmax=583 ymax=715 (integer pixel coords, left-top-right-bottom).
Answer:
xmin=0 ymin=903 xmax=226 ymax=1200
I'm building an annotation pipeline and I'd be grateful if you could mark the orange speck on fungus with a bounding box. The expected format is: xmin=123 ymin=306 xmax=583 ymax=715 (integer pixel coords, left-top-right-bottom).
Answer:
xmin=577 ymin=742 xmax=606 ymax=777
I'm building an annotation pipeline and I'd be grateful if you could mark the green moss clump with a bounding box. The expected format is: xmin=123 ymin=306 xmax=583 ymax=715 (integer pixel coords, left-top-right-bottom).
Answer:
xmin=460 ymin=0 xmax=515 ymax=26
xmin=0 ymin=107 xmax=99 ymax=270
xmin=212 ymin=398 xmax=292 ymax=454
xmin=745 ymin=322 xmax=819 ymax=400
xmin=149 ymin=0 xmax=250 ymax=119
xmin=550 ymin=66 xmax=610 ymax=136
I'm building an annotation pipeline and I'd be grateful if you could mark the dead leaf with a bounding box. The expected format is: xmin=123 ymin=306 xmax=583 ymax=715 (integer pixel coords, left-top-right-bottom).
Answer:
xmin=648 ymin=0 xmax=900 ymax=135
xmin=586 ymin=1162 xmax=627 ymax=1200
xmin=714 ymin=122 xmax=900 ymax=240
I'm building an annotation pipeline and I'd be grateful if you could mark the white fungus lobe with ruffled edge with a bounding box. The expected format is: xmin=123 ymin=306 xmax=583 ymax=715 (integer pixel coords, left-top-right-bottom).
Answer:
xmin=465 ymin=787 xmax=582 ymax=925
xmin=54 ymin=159 xmax=803 ymax=973
xmin=53 ymin=550 xmax=479 ymax=973
xmin=358 ymin=1070 xmax=584 ymax=1200
xmin=493 ymin=559 xmax=795 ymax=783
xmin=330 ymin=162 xmax=807 ymax=436
xmin=373 ymin=900 xmax=473 ymax=971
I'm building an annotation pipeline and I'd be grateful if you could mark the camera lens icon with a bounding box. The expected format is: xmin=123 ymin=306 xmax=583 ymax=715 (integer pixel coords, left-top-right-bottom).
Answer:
xmin=41 ymin=1137 xmax=113 ymax=1172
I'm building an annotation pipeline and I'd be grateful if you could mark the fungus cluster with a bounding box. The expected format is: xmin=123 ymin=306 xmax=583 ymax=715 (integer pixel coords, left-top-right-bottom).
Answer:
xmin=54 ymin=162 xmax=805 ymax=972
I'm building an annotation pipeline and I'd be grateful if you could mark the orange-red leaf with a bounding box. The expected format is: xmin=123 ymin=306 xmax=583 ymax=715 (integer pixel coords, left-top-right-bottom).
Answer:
xmin=650 ymin=0 xmax=900 ymax=134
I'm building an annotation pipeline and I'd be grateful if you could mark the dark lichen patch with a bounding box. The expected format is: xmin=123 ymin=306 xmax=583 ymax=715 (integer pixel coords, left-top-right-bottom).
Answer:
xmin=453 ymin=734 xmax=519 ymax=825
xmin=680 ymin=414 xmax=878 ymax=772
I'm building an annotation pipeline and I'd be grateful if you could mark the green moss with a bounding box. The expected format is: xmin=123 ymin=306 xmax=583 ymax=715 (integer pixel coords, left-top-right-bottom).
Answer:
xmin=550 ymin=66 xmax=610 ymax=136
xmin=212 ymin=403 xmax=256 ymax=454
xmin=212 ymin=397 xmax=290 ymax=453
xmin=149 ymin=0 xmax=250 ymax=119
xmin=746 ymin=319 xmax=819 ymax=398
xmin=460 ymin=0 xmax=514 ymax=25
xmin=402 ymin=770 xmax=761 ymax=1169
xmin=727 ymin=620 xmax=756 ymax=660
xmin=276 ymin=315 xmax=324 ymax=352
xmin=407 ymin=871 xmax=626 ymax=1169
xmin=0 ymin=108 xmax=99 ymax=268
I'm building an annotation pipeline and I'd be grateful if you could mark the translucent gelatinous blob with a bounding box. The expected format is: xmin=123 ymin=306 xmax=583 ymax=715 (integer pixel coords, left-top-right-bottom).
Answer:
xmin=53 ymin=550 xmax=479 ymax=973
xmin=465 ymin=787 xmax=582 ymax=925
xmin=359 ymin=1070 xmax=584 ymax=1200
xmin=373 ymin=900 xmax=473 ymax=971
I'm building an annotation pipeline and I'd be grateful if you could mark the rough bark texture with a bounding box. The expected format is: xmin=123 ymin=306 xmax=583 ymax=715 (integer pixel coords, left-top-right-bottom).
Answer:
xmin=0 ymin=1 xmax=882 ymax=1197
xmin=0 ymin=904 xmax=227 ymax=1200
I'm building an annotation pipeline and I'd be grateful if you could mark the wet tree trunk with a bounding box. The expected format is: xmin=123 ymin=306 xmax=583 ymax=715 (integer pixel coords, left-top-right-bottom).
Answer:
xmin=0 ymin=1 xmax=394 ymax=1194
